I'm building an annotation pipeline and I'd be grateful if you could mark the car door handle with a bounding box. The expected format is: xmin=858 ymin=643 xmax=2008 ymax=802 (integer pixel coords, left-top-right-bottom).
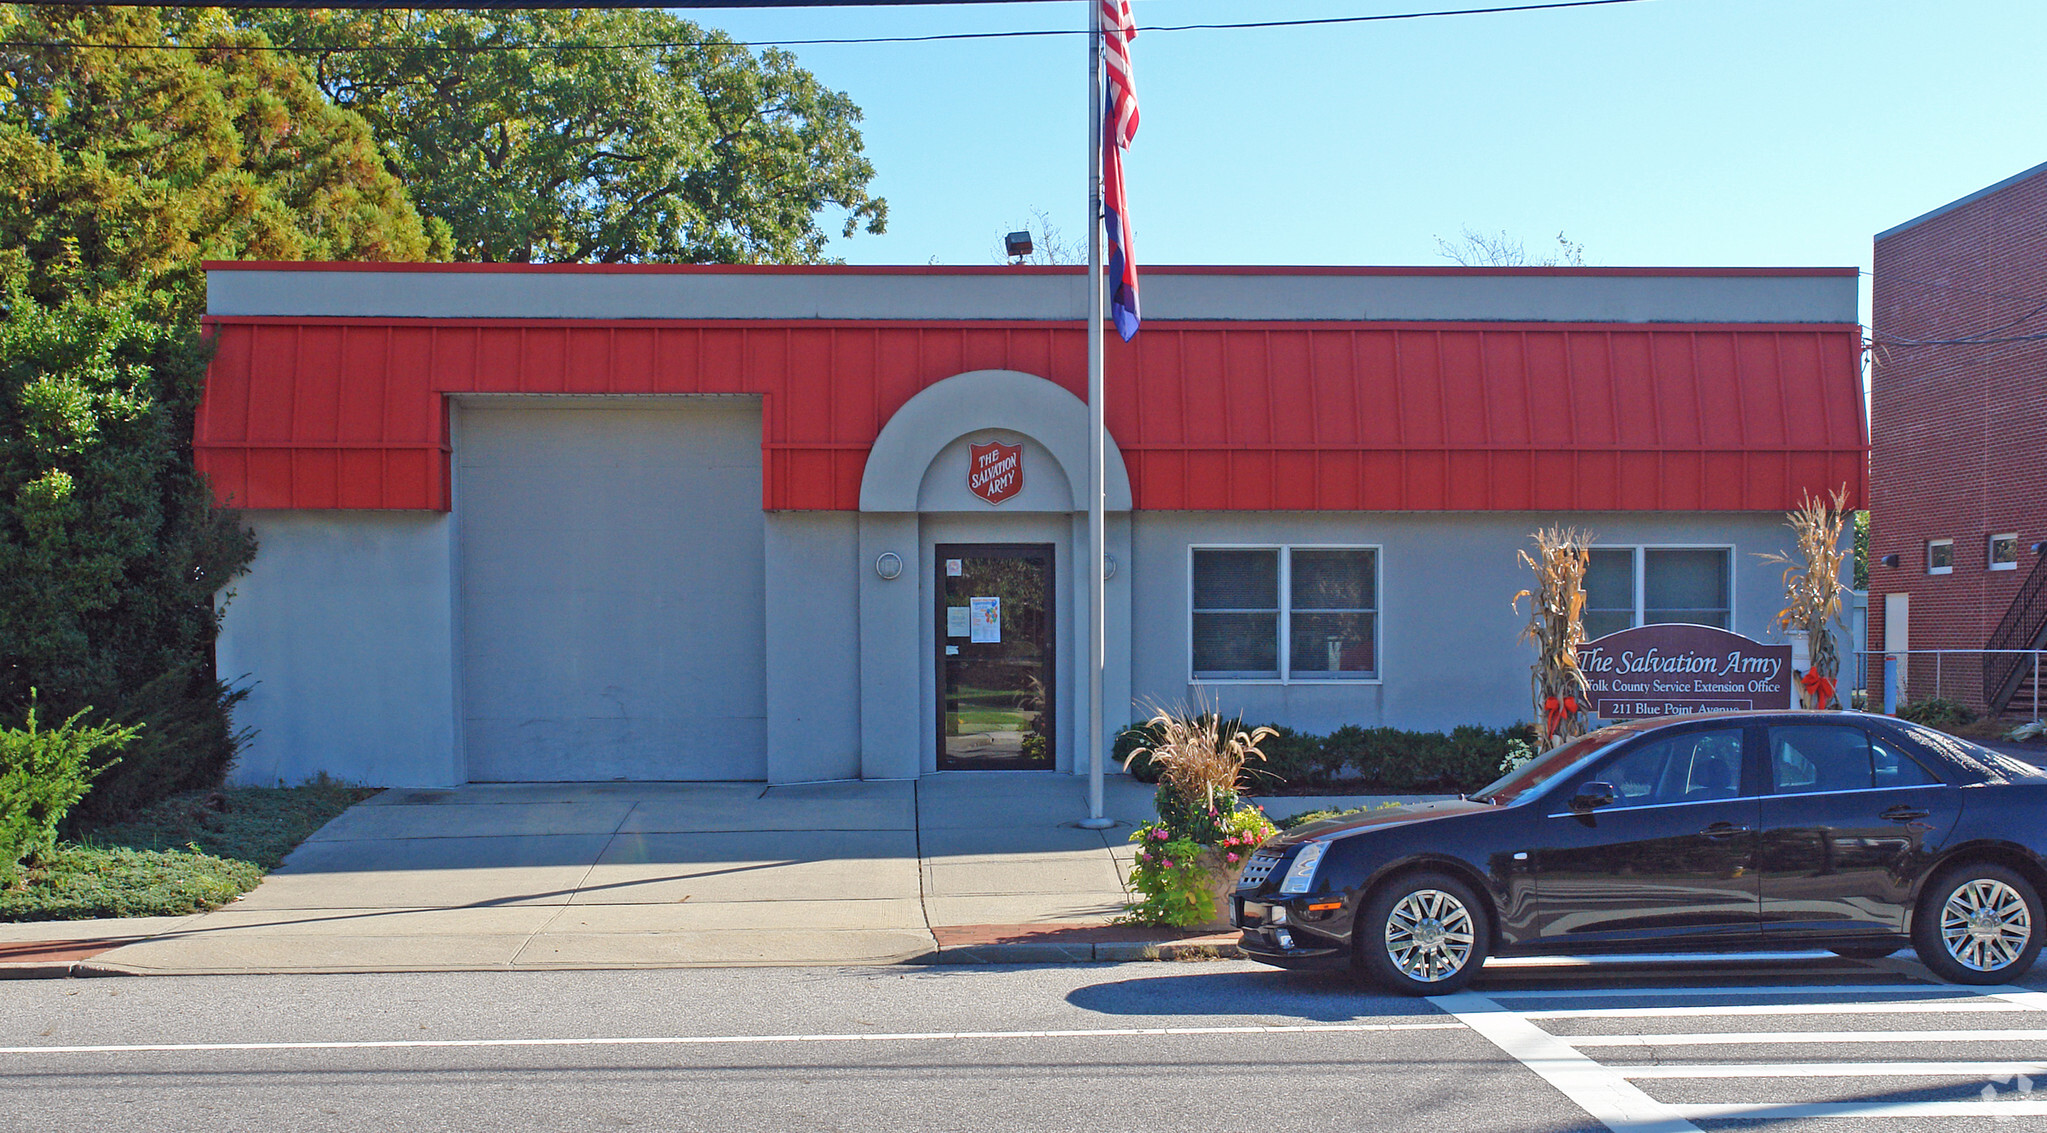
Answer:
xmin=1700 ymin=822 xmax=1751 ymax=839
xmin=1881 ymin=805 xmax=1931 ymax=822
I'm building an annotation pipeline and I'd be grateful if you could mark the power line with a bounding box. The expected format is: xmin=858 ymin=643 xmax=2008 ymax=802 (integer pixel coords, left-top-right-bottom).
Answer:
xmin=0 ymin=0 xmax=1658 ymax=54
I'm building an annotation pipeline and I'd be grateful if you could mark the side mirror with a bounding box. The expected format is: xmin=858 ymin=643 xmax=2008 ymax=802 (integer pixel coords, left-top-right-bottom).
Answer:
xmin=1571 ymin=781 xmax=1617 ymax=813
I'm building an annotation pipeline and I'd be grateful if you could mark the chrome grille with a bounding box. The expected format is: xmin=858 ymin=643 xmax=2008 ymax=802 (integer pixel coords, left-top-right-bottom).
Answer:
xmin=1235 ymin=848 xmax=1285 ymax=892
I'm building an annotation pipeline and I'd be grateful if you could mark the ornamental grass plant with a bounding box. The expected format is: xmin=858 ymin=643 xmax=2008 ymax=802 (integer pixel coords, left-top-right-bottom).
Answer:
xmin=1121 ymin=700 xmax=1278 ymax=928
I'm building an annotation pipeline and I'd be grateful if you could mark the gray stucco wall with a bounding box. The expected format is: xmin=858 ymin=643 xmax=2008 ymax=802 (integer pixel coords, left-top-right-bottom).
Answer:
xmin=1126 ymin=511 xmax=1802 ymax=737
xmin=455 ymin=397 xmax=767 ymax=780
xmin=219 ymin=511 xmax=459 ymax=788
xmin=764 ymin=512 xmax=862 ymax=782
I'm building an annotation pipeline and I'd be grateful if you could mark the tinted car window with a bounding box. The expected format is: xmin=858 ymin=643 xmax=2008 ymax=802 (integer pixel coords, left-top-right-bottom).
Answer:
xmin=1598 ymin=728 xmax=1744 ymax=806
xmin=1771 ymin=725 xmax=1871 ymax=793
xmin=1871 ymin=734 xmax=1940 ymax=788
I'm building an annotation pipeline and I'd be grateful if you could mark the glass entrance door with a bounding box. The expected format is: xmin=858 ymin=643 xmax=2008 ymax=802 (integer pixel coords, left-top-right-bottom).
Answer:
xmin=937 ymin=544 xmax=1055 ymax=771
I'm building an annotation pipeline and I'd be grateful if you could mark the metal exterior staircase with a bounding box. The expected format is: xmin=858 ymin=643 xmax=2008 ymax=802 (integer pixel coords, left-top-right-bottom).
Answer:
xmin=1984 ymin=550 xmax=2047 ymax=715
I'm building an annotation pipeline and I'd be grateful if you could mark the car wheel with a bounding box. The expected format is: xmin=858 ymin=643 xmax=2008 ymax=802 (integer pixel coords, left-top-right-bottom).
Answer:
xmin=1354 ymin=871 xmax=1490 ymax=996
xmin=1911 ymin=864 xmax=2042 ymax=984
xmin=1828 ymin=944 xmax=1900 ymax=960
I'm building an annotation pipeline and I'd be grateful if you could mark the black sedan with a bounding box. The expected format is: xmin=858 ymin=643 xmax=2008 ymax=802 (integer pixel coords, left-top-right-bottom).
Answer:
xmin=1232 ymin=710 xmax=2047 ymax=994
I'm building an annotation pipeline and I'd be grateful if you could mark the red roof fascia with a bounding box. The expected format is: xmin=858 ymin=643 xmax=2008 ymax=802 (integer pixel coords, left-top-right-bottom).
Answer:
xmin=194 ymin=318 xmax=1868 ymax=513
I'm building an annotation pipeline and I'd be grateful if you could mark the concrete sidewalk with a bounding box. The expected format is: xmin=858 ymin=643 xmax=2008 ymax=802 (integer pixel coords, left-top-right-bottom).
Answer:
xmin=1 ymin=774 xmax=1245 ymax=976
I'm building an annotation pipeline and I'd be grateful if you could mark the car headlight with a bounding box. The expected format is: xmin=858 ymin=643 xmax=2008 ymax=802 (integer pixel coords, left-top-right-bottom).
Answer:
xmin=1277 ymin=842 xmax=1327 ymax=896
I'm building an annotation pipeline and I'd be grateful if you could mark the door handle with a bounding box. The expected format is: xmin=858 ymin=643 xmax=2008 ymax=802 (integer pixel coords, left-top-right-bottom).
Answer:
xmin=1882 ymin=805 xmax=1931 ymax=823
xmin=1700 ymin=822 xmax=1751 ymax=839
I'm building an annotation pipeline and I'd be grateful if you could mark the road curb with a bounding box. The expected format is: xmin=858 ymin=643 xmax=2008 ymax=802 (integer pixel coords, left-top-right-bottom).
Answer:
xmin=926 ymin=925 xmax=1240 ymax=965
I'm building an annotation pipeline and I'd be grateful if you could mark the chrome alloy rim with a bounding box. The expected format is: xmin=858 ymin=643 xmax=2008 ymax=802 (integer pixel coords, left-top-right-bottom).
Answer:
xmin=1940 ymin=878 xmax=2033 ymax=972
xmin=1384 ymin=889 xmax=1475 ymax=982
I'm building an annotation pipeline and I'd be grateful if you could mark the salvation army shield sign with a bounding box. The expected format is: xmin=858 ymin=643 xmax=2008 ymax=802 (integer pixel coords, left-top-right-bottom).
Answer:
xmin=967 ymin=440 xmax=1023 ymax=505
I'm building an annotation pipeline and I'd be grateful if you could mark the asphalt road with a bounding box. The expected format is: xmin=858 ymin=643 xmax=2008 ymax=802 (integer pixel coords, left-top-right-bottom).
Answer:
xmin=6 ymin=953 xmax=2047 ymax=1132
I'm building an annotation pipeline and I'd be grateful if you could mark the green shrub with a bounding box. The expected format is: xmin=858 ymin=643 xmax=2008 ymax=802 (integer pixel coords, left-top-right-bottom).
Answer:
xmin=1114 ymin=720 xmax=1164 ymax=783
xmin=1 ymin=291 xmax=257 ymax=822
xmin=0 ymin=843 xmax=259 ymax=920
xmin=1898 ymin=698 xmax=1978 ymax=730
xmin=0 ymin=698 xmax=137 ymax=884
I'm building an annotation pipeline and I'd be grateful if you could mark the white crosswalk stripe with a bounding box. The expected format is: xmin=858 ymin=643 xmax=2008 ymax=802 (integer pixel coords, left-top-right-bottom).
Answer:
xmin=1439 ymin=971 xmax=2047 ymax=1131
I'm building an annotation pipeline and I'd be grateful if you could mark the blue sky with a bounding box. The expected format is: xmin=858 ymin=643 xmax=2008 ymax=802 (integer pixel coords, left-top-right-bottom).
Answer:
xmin=692 ymin=0 xmax=2045 ymax=310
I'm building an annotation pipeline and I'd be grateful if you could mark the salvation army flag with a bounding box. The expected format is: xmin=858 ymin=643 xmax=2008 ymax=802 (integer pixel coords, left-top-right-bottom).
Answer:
xmin=1101 ymin=0 xmax=1140 ymax=341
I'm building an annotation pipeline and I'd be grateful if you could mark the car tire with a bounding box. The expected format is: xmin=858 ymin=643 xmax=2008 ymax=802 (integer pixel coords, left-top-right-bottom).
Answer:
xmin=1353 ymin=871 xmax=1491 ymax=996
xmin=1911 ymin=863 xmax=2042 ymax=985
xmin=1828 ymin=944 xmax=1900 ymax=960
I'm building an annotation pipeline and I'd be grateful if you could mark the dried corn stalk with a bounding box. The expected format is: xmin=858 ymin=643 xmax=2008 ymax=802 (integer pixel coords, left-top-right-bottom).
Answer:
xmin=1513 ymin=527 xmax=1594 ymax=750
xmin=1757 ymin=486 xmax=1851 ymax=709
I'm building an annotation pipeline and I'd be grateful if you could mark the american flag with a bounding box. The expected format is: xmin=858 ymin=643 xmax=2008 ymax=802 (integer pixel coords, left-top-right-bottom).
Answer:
xmin=1101 ymin=0 xmax=1139 ymax=341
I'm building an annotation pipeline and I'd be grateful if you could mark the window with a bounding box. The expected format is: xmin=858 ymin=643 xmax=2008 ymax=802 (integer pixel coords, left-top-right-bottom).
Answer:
xmin=1990 ymin=534 xmax=2020 ymax=572
xmin=1928 ymin=539 xmax=1953 ymax=575
xmin=1771 ymin=725 xmax=1870 ymax=793
xmin=1596 ymin=728 xmax=1745 ymax=807
xmin=1583 ymin=549 xmax=1636 ymax=640
xmin=1190 ymin=546 xmax=1378 ymax=681
xmin=1578 ymin=546 xmax=1733 ymax=639
xmin=1871 ymin=735 xmax=1941 ymax=788
xmin=1770 ymin=725 xmax=1940 ymax=793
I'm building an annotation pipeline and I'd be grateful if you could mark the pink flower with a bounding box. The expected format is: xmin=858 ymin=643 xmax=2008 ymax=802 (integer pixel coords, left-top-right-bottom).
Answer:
xmin=1227 ymin=853 xmax=1240 ymax=863
xmin=1152 ymin=828 xmax=1168 ymax=840
xmin=1162 ymin=859 xmax=1175 ymax=868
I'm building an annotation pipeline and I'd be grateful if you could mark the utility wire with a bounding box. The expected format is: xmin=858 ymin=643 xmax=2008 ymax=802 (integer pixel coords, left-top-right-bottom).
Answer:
xmin=0 ymin=0 xmax=1657 ymax=53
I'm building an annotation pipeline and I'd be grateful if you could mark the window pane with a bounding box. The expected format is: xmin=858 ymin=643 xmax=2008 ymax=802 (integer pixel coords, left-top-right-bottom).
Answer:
xmin=1644 ymin=548 xmax=1728 ymax=627
xmin=1290 ymin=612 xmax=1376 ymax=678
xmin=1928 ymin=541 xmax=1952 ymax=571
xmin=1771 ymin=725 xmax=1871 ymax=793
xmin=1584 ymin=548 xmax=1635 ymax=632
xmin=1192 ymin=549 xmax=1278 ymax=610
xmin=1292 ymin=549 xmax=1375 ymax=611
xmin=1192 ymin=612 xmax=1278 ymax=677
xmin=1583 ymin=611 xmax=1633 ymax=640
xmin=1872 ymin=735 xmax=1939 ymax=787
xmin=1598 ymin=728 xmax=1744 ymax=807
xmin=1991 ymin=535 xmax=2019 ymax=568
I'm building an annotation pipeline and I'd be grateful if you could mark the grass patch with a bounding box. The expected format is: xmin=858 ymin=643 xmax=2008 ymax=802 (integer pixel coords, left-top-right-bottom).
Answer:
xmin=1 ymin=779 xmax=375 ymax=922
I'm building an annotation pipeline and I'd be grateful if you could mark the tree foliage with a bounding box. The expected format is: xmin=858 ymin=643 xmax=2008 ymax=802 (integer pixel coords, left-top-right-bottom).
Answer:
xmin=0 ymin=5 xmax=439 ymax=321
xmin=0 ymin=6 xmax=440 ymax=814
xmin=0 ymin=291 xmax=256 ymax=818
xmin=248 ymin=8 xmax=887 ymax=264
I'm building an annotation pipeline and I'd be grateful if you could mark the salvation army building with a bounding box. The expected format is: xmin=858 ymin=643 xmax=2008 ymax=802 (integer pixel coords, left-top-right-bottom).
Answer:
xmin=197 ymin=263 xmax=1866 ymax=788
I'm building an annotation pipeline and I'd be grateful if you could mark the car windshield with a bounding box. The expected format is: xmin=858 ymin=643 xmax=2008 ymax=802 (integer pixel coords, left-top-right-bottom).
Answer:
xmin=1469 ymin=726 xmax=1631 ymax=806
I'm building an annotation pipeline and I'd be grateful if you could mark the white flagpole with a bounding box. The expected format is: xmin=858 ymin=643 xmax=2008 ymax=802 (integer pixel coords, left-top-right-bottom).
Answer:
xmin=1081 ymin=0 xmax=1113 ymax=830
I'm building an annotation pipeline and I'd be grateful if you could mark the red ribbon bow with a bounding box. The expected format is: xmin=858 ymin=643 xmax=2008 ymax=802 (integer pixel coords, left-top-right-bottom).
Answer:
xmin=1544 ymin=695 xmax=1578 ymax=739
xmin=1801 ymin=668 xmax=1836 ymax=709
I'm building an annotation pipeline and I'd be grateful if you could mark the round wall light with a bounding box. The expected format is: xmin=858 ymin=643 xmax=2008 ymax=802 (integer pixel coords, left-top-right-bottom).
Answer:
xmin=875 ymin=552 xmax=903 ymax=581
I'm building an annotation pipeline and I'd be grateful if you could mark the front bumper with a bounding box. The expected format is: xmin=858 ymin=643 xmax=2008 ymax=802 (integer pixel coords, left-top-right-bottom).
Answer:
xmin=1232 ymin=895 xmax=1350 ymax=971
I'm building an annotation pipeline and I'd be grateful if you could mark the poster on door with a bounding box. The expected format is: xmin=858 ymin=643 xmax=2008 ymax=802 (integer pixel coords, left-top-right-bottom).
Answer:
xmin=968 ymin=596 xmax=1001 ymax=643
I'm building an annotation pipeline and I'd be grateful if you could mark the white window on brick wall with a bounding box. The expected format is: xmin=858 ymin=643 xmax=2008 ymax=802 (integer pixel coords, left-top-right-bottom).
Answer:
xmin=1989 ymin=533 xmax=2019 ymax=572
xmin=1190 ymin=546 xmax=1379 ymax=681
xmin=1928 ymin=539 xmax=1953 ymax=575
xmin=1578 ymin=546 xmax=1733 ymax=636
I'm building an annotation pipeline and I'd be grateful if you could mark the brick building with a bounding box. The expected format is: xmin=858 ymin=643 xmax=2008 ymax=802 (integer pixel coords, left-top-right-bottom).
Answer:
xmin=1869 ymin=161 xmax=2047 ymax=715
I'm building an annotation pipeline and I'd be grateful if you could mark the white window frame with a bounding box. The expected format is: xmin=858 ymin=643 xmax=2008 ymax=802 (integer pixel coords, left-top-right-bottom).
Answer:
xmin=1928 ymin=538 xmax=1953 ymax=576
xmin=1989 ymin=533 xmax=2019 ymax=572
xmin=1584 ymin=544 xmax=1737 ymax=634
xmin=1187 ymin=543 xmax=1382 ymax=685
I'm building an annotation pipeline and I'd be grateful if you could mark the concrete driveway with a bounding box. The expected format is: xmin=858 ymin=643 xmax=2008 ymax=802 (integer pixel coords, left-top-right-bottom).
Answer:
xmin=84 ymin=774 xmax=1164 ymax=974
